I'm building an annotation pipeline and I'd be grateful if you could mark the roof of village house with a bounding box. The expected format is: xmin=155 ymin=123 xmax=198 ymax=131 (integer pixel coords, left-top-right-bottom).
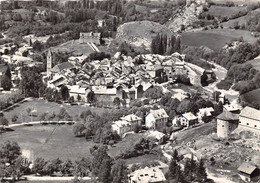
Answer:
xmin=112 ymin=120 xmax=131 ymax=128
xmin=129 ymin=166 xmax=166 ymax=183
xmin=238 ymin=163 xmax=258 ymax=175
xmin=145 ymin=130 xmax=165 ymax=141
xmin=182 ymin=112 xmax=197 ymax=121
xmin=148 ymin=108 xmax=169 ymax=119
xmin=69 ymin=85 xmax=90 ymax=95
xmin=199 ymin=107 xmax=214 ymax=115
xmin=216 ymin=110 xmax=239 ymax=121
xmin=121 ymin=114 xmax=142 ymax=122
xmin=12 ymin=55 xmax=33 ymax=63
xmin=239 ymin=106 xmax=260 ymax=121
xmin=92 ymin=85 xmax=116 ymax=95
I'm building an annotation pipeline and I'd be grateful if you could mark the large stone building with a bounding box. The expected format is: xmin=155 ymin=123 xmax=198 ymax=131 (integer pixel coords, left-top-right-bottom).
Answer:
xmin=216 ymin=110 xmax=239 ymax=138
xmin=239 ymin=106 xmax=260 ymax=131
xmin=145 ymin=108 xmax=169 ymax=130
xmin=79 ymin=32 xmax=101 ymax=45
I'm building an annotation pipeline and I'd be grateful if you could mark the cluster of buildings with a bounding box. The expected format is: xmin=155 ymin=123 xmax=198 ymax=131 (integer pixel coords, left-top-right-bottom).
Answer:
xmin=44 ymin=41 xmax=210 ymax=105
xmin=112 ymin=106 xmax=216 ymax=137
xmin=216 ymin=106 xmax=260 ymax=139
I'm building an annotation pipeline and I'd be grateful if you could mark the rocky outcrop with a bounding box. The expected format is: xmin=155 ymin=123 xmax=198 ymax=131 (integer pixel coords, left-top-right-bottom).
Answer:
xmin=116 ymin=21 xmax=175 ymax=52
xmin=166 ymin=3 xmax=204 ymax=32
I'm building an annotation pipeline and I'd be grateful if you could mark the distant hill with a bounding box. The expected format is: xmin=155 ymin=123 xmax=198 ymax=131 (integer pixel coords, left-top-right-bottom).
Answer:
xmin=116 ymin=20 xmax=175 ymax=52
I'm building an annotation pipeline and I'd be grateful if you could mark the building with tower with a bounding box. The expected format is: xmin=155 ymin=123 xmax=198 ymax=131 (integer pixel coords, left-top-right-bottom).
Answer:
xmin=216 ymin=110 xmax=239 ymax=138
xmin=46 ymin=49 xmax=52 ymax=77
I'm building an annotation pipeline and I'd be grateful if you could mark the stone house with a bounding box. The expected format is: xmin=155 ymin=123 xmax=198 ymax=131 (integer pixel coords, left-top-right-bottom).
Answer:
xmin=145 ymin=109 xmax=169 ymax=130
xmin=239 ymin=106 xmax=260 ymax=131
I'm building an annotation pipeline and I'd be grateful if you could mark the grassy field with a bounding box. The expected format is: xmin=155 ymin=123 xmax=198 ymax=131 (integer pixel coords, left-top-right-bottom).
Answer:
xmin=3 ymin=98 xmax=108 ymax=124
xmin=51 ymin=39 xmax=95 ymax=56
xmin=0 ymin=125 xmax=95 ymax=161
xmin=207 ymin=5 xmax=247 ymax=18
xmin=241 ymin=88 xmax=260 ymax=105
xmin=181 ymin=28 xmax=256 ymax=50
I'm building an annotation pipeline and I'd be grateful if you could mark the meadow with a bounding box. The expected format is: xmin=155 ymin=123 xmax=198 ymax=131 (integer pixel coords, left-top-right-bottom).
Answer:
xmin=0 ymin=125 xmax=95 ymax=162
xmin=3 ymin=98 xmax=108 ymax=124
xmin=181 ymin=28 xmax=256 ymax=50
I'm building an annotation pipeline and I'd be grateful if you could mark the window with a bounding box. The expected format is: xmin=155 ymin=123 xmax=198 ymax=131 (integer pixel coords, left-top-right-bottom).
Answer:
xmin=255 ymin=125 xmax=257 ymax=128
xmin=222 ymin=125 xmax=224 ymax=127
xmin=247 ymin=123 xmax=249 ymax=126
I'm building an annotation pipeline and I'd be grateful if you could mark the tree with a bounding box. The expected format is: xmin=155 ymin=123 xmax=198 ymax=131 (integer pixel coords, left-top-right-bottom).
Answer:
xmin=87 ymin=91 xmax=96 ymax=104
xmin=68 ymin=96 xmax=75 ymax=103
xmin=60 ymin=159 xmax=73 ymax=176
xmin=98 ymin=158 xmax=112 ymax=183
xmin=167 ymin=158 xmax=182 ymax=180
xmin=77 ymin=94 xmax=81 ymax=102
xmin=1 ymin=75 xmax=12 ymax=91
xmin=113 ymin=97 xmax=120 ymax=107
xmin=91 ymin=146 xmax=112 ymax=178
xmin=0 ymin=141 xmax=22 ymax=181
xmin=74 ymin=157 xmax=91 ymax=177
xmin=39 ymin=112 xmax=48 ymax=122
xmin=201 ymin=72 xmax=208 ymax=86
xmin=111 ymin=159 xmax=128 ymax=183
xmin=60 ymin=85 xmax=69 ymax=101
xmin=0 ymin=116 xmax=8 ymax=130
xmin=11 ymin=115 xmax=18 ymax=123
xmin=196 ymin=159 xmax=207 ymax=182
xmin=32 ymin=157 xmax=47 ymax=176
xmin=73 ymin=123 xmax=86 ymax=137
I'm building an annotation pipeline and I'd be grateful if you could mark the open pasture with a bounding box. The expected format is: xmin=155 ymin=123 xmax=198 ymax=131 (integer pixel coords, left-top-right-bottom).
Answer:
xmin=181 ymin=28 xmax=256 ymax=50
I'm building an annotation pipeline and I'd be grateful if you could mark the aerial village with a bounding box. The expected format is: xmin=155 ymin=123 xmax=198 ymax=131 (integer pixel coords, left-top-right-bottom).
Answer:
xmin=0 ymin=0 xmax=260 ymax=183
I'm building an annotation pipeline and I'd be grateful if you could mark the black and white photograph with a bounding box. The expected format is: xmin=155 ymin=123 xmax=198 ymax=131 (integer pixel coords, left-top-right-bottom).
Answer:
xmin=0 ymin=0 xmax=260 ymax=182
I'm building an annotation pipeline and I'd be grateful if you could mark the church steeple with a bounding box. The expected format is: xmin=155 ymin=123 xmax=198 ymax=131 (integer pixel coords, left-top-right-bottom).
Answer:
xmin=47 ymin=49 xmax=52 ymax=77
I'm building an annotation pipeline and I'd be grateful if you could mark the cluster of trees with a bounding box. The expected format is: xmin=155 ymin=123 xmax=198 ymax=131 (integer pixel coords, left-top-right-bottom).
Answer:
xmin=201 ymin=39 xmax=260 ymax=69
xmin=0 ymin=90 xmax=24 ymax=111
xmin=1 ymin=65 xmax=12 ymax=91
xmin=0 ymin=141 xmax=30 ymax=182
xmin=32 ymin=157 xmax=74 ymax=176
xmin=19 ymin=66 xmax=45 ymax=98
xmin=151 ymin=34 xmax=181 ymax=55
xmin=217 ymin=63 xmax=259 ymax=94
xmin=166 ymin=150 xmax=208 ymax=183
xmin=90 ymin=145 xmax=128 ymax=183
xmin=72 ymin=109 xmax=125 ymax=144
xmin=1 ymin=141 xmax=129 ymax=183
xmin=159 ymin=91 xmax=221 ymax=121
xmin=39 ymin=108 xmax=73 ymax=122
xmin=116 ymin=138 xmax=157 ymax=159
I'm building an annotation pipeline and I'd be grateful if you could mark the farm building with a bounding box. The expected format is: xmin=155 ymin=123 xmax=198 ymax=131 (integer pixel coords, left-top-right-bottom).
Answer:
xmin=216 ymin=110 xmax=239 ymax=138
xmin=239 ymin=106 xmax=260 ymax=131
xmin=237 ymin=163 xmax=260 ymax=182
